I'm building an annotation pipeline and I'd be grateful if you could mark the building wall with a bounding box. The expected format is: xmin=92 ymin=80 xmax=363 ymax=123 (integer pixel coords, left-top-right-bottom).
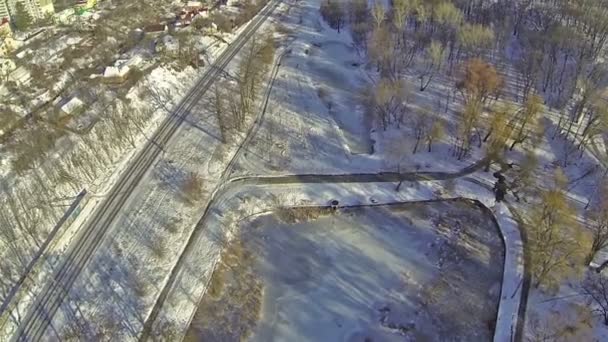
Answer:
xmin=0 ymin=20 xmax=11 ymax=36
xmin=0 ymin=37 xmax=16 ymax=56
xmin=0 ymin=1 xmax=10 ymax=20
xmin=2 ymin=0 xmax=55 ymax=22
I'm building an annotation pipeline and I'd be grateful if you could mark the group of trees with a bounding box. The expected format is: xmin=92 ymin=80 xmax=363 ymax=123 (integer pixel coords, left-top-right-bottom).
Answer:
xmin=0 ymin=92 xmax=159 ymax=328
xmin=13 ymin=2 xmax=33 ymax=32
xmin=528 ymin=169 xmax=589 ymax=292
xmin=213 ymin=34 xmax=275 ymax=142
xmin=319 ymin=0 xmax=608 ymax=330
xmin=11 ymin=1 xmax=57 ymax=31
xmin=317 ymin=0 xmax=608 ymax=166
xmin=320 ymin=0 xmax=520 ymax=160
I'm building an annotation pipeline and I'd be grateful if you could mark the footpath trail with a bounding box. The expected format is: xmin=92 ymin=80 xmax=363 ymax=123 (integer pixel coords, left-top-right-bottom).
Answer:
xmin=168 ymin=164 xmax=525 ymax=342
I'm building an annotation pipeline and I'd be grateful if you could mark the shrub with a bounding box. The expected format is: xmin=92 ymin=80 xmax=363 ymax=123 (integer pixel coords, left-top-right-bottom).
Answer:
xmin=210 ymin=13 xmax=232 ymax=33
xmin=275 ymin=206 xmax=332 ymax=224
xmin=182 ymin=172 xmax=204 ymax=204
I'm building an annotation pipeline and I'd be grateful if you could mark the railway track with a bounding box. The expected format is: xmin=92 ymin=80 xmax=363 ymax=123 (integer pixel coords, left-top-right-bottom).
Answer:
xmin=11 ymin=1 xmax=281 ymax=340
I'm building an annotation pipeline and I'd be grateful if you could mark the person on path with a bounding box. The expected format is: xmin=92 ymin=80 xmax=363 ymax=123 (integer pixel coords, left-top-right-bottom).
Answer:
xmin=493 ymin=172 xmax=508 ymax=203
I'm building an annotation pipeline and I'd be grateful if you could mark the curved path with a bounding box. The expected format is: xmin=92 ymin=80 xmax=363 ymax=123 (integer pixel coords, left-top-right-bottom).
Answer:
xmin=142 ymin=25 xmax=526 ymax=342
xmin=159 ymin=166 xmax=525 ymax=342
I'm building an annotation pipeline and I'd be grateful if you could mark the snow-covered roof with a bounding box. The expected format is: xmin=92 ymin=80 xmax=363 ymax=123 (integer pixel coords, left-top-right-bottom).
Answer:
xmin=66 ymin=36 xmax=82 ymax=46
xmin=9 ymin=66 xmax=30 ymax=84
xmin=61 ymin=97 xmax=85 ymax=115
xmin=103 ymin=55 xmax=142 ymax=79
xmin=187 ymin=1 xmax=203 ymax=7
xmin=16 ymin=49 xmax=31 ymax=59
xmin=103 ymin=66 xmax=129 ymax=78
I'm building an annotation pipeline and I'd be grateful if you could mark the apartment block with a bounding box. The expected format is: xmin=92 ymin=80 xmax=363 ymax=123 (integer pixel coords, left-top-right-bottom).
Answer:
xmin=0 ymin=0 xmax=55 ymax=22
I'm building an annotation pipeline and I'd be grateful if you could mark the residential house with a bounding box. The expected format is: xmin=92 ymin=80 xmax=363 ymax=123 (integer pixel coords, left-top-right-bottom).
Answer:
xmin=101 ymin=55 xmax=143 ymax=84
xmin=56 ymin=8 xmax=76 ymax=24
xmin=176 ymin=10 xmax=196 ymax=27
xmin=7 ymin=64 xmax=29 ymax=84
xmin=1 ymin=39 xmax=15 ymax=56
xmin=175 ymin=2 xmax=209 ymax=28
xmin=143 ymin=23 xmax=166 ymax=33
xmin=102 ymin=65 xmax=130 ymax=84
xmin=60 ymin=96 xmax=85 ymax=117
xmin=185 ymin=1 xmax=203 ymax=12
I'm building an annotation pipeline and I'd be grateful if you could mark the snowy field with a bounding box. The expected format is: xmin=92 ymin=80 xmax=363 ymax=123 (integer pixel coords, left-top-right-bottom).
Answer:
xmin=0 ymin=0 xmax=286 ymax=339
xmin=5 ymin=0 xmax=608 ymax=339
xmin=186 ymin=201 xmax=503 ymax=341
xmin=228 ymin=0 xmax=608 ymax=339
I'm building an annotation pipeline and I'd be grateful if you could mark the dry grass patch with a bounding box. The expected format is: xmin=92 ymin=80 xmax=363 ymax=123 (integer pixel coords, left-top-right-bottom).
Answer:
xmin=181 ymin=172 xmax=204 ymax=205
xmin=275 ymin=206 xmax=333 ymax=224
xmin=185 ymin=239 xmax=263 ymax=342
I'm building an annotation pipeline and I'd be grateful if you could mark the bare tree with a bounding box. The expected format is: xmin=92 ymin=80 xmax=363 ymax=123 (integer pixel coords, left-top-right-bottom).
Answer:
xmin=320 ymin=0 xmax=345 ymax=32
xmin=213 ymin=84 xmax=231 ymax=143
xmin=585 ymin=196 xmax=608 ymax=265
xmin=368 ymin=24 xmax=399 ymax=77
xmin=580 ymin=272 xmax=608 ymax=325
xmin=412 ymin=107 xmax=431 ymax=154
xmin=455 ymin=101 xmax=481 ymax=160
xmin=510 ymin=94 xmax=543 ymax=150
xmin=456 ymin=58 xmax=503 ymax=106
xmin=363 ymin=78 xmax=408 ymax=130
xmin=528 ymin=169 xmax=589 ymax=292
xmin=526 ymin=307 xmax=593 ymax=342
xmin=419 ymin=40 xmax=446 ymax=91
xmin=371 ymin=1 xmax=385 ymax=29
xmin=426 ymin=119 xmax=445 ymax=153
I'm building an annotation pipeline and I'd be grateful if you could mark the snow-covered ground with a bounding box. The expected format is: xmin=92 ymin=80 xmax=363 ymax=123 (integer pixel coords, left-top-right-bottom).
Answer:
xmin=168 ymin=170 xmax=526 ymax=342
xmin=225 ymin=0 xmax=608 ymax=340
xmin=0 ymin=3 xmax=279 ymax=339
xmin=0 ymin=42 xmax=229 ymax=340
xmin=228 ymin=201 xmax=502 ymax=341
xmin=231 ymin=0 xmax=483 ymax=178
xmin=5 ymin=0 xmax=608 ymax=339
xmin=1 ymin=1 xmax=290 ymax=341
xmin=142 ymin=0 xmax=524 ymax=340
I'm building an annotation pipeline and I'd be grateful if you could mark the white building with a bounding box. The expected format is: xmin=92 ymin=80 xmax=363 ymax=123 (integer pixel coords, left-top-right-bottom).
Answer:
xmin=60 ymin=96 xmax=85 ymax=116
xmin=0 ymin=0 xmax=55 ymax=23
xmin=0 ymin=1 xmax=9 ymax=20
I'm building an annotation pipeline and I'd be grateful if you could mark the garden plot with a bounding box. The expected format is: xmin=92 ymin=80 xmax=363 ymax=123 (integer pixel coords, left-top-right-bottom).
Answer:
xmin=186 ymin=200 xmax=504 ymax=341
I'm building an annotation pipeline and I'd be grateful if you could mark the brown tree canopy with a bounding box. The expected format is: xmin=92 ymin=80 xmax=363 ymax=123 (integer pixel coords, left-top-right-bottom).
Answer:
xmin=456 ymin=58 xmax=503 ymax=105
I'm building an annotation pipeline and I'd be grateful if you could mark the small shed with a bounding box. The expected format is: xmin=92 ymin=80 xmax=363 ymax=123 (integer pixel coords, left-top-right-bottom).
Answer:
xmin=102 ymin=66 xmax=130 ymax=83
xmin=101 ymin=56 xmax=143 ymax=84
xmin=186 ymin=1 xmax=204 ymax=12
xmin=61 ymin=96 xmax=85 ymax=116
xmin=144 ymin=23 xmax=167 ymax=33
